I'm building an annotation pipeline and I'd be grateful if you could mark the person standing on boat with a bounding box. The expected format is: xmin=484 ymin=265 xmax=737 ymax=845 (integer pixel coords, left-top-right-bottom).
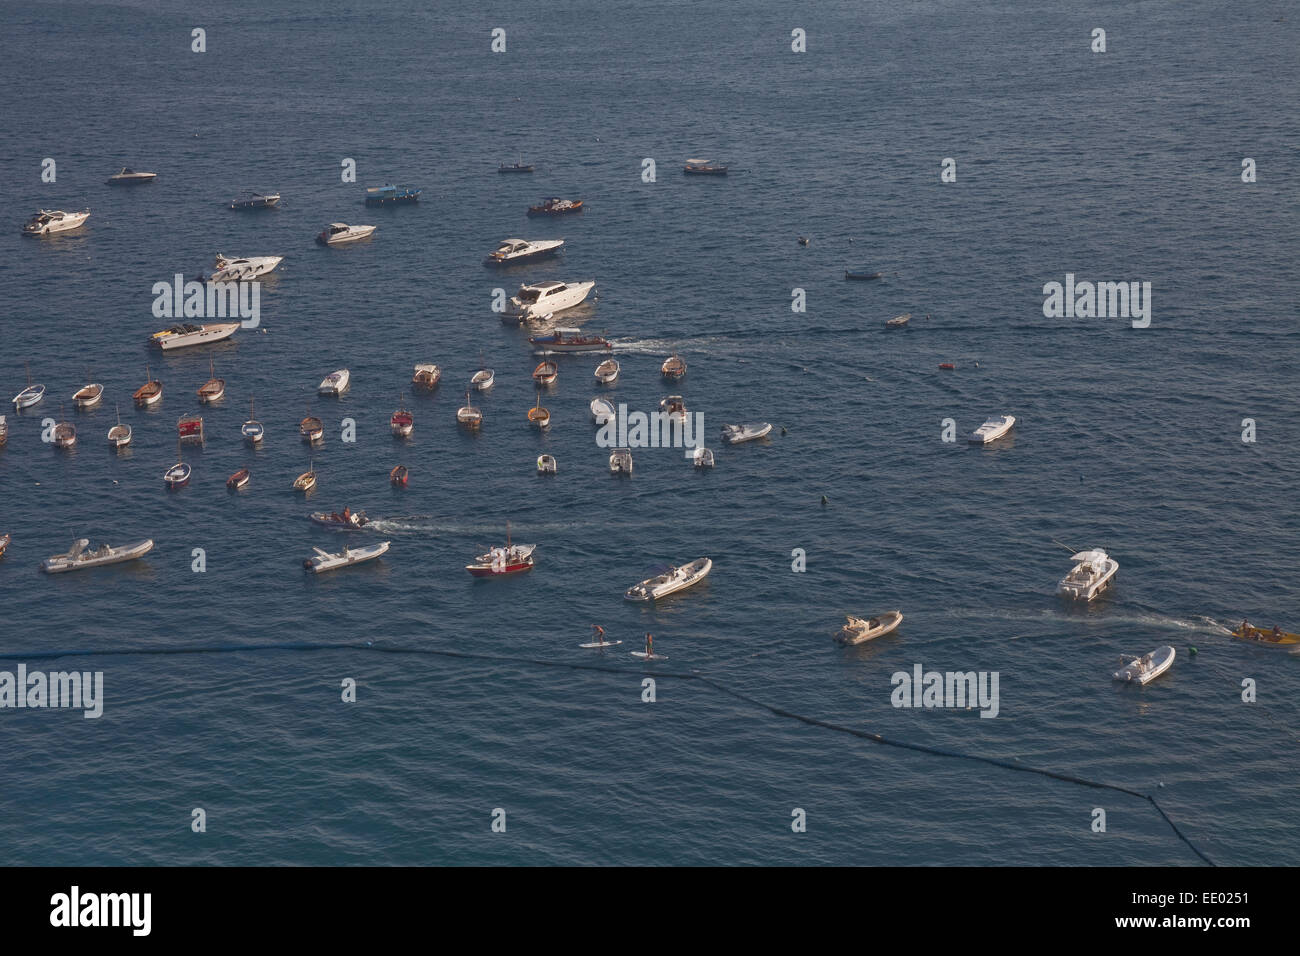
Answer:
xmin=1272 ymin=624 xmax=1283 ymax=642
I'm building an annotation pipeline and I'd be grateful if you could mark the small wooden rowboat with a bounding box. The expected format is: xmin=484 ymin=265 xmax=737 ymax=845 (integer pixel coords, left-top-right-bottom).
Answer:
xmin=133 ymin=370 xmax=162 ymax=405
xmin=594 ymin=359 xmax=620 ymax=385
xmin=300 ymin=416 xmax=323 ymax=442
xmin=73 ymin=383 xmax=104 ymax=409
xmin=835 ymin=611 xmax=903 ymax=645
xmin=226 ymin=467 xmax=250 ymax=490
xmin=532 ymin=361 xmax=558 ymax=387
xmin=198 ymin=357 xmax=225 ymax=403
xmin=293 ymin=465 xmax=317 ymax=493
xmin=1232 ymin=624 xmax=1300 ymax=645
xmin=528 ymin=395 xmax=550 ymax=429
xmin=389 ymin=464 xmax=408 ymax=486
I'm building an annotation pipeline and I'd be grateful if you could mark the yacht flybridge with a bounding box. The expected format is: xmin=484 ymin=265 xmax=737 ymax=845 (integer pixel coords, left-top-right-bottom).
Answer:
xmin=508 ymin=279 xmax=596 ymax=320
xmin=1057 ymin=549 xmax=1119 ymax=601
xmin=483 ymin=238 xmax=564 ymax=267
xmin=22 ymin=209 xmax=90 ymax=236
xmin=209 ymin=254 xmax=283 ymax=281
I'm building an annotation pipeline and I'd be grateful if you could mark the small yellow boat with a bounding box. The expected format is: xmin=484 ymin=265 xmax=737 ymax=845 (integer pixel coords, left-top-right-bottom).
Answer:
xmin=1232 ymin=624 xmax=1300 ymax=645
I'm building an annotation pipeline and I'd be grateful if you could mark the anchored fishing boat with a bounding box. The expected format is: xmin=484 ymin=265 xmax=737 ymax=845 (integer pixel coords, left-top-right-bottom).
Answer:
xmin=659 ymin=395 xmax=687 ymax=424
xmin=412 ymin=364 xmax=441 ymax=390
xmin=163 ymin=458 xmax=191 ymax=488
xmin=527 ymin=394 xmax=551 ymax=429
xmin=310 ymin=508 xmax=368 ymax=530
xmin=23 ymin=209 xmax=90 ymax=236
xmin=590 ymin=397 xmax=615 ymax=424
xmin=661 ymin=354 xmax=686 ymax=380
xmin=609 ymin=447 xmax=633 ymax=475
xmin=528 ymin=328 xmax=612 ymax=353
xmin=1057 ymin=549 xmax=1119 ymax=601
xmin=457 ymin=392 xmax=482 ymax=429
xmin=969 ymin=415 xmax=1015 ymax=444
xmin=293 ymin=461 xmax=317 ymax=492
xmin=390 ymin=404 xmax=413 ymax=437
xmin=471 ymin=366 xmax=495 ymax=391
xmin=133 ymin=365 xmax=162 ymax=406
xmin=197 ymin=357 xmax=225 ymax=403
xmin=466 ymin=525 xmax=535 ymax=577
xmin=304 ymin=540 xmax=390 ymax=573
xmin=721 ymin=422 xmax=772 ymax=444
xmin=72 ymin=381 xmax=104 ymax=409
xmin=150 ymin=322 xmax=239 ymax=350
xmin=365 ymin=184 xmax=421 ymax=205
xmin=12 ymin=364 xmax=46 ymax=409
xmin=242 ymin=397 xmax=263 ymax=443
xmin=527 ymin=197 xmax=583 ymax=216
xmin=226 ymin=467 xmax=251 ymax=490
xmin=625 ymin=557 xmax=713 ymax=602
xmin=537 ymin=454 xmax=557 ymax=474
xmin=177 ymin=414 xmax=204 ymax=443
xmin=594 ymin=358 xmax=620 ymax=384
xmin=532 ymin=361 xmax=558 ymax=387
xmin=53 ymin=407 xmax=76 ymax=448
xmin=107 ymin=406 xmax=132 ymax=448
xmin=1113 ymin=646 xmax=1175 ymax=685
xmin=389 ymin=464 xmax=408 ymax=486
xmin=498 ymin=157 xmax=534 ymax=174
xmin=42 ymin=538 xmax=154 ymax=573
xmin=835 ymin=611 xmax=903 ymax=645
xmin=300 ymin=416 xmax=323 ymax=443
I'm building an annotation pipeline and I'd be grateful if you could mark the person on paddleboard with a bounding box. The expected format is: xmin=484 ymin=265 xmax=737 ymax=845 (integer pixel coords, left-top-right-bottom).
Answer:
xmin=645 ymin=632 xmax=654 ymax=657
xmin=591 ymin=624 xmax=605 ymax=645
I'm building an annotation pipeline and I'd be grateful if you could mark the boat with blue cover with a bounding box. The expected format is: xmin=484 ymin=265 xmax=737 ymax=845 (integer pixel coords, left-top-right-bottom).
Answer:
xmin=365 ymin=184 xmax=421 ymax=205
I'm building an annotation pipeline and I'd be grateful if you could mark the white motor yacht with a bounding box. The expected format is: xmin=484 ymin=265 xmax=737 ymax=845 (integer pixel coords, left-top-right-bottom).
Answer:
xmin=209 ymin=254 xmax=283 ymax=281
xmin=508 ymin=279 xmax=595 ymax=320
xmin=1057 ymin=549 xmax=1119 ymax=601
xmin=149 ymin=323 xmax=239 ymax=350
xmin=483 ymin=238 xmax=564 ymax=267
xmin=106 ymin=168 xmax=156 ymax=185
xmin=22 ymin=209 xmax=90 ymax=236
xmin=317 ymin=223 xmax=376 ymax=245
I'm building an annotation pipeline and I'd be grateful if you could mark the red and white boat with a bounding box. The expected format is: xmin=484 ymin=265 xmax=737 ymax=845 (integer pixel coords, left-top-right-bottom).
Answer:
xmin=532 ymin=361 xmax=558 ymax=386
xmin=390 ymin=405 xmax=413 ymax=437
xmin=466 ymin=524 xmax=535 ymax=577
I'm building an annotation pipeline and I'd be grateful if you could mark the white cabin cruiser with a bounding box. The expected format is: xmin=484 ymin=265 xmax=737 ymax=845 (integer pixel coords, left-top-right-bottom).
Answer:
xmin=149 ymin=322 xmax=239 ymax=350
xmin=693 ymin=447 xmax=714 ymax=468
xmin=1113 ymin=645 xmax=1175 ymax=685
xmin=1057 ymin=549 xmax=1119 ymax=601
xmin=106 ymin=167 xmax=156 ymax=185
xmin=317 ymin=223 xmax=376 ymax=245
xmin=22 ymin=209 xmax=90 ymax=236
xmin=483 ymin=238 xmax=564 ymax=267
xmin=609 ymin=448 xmax=633 ymax=475
xmin=209 ymin=254 xmax=283 ymax=281
xmin=625 ymin=557 xmax=713 ymax=602
xmin=721 ymin=422 xmax=772 ymax=444
xmin=508 ymin=279 xmax=595 ymax=320
xmin=318 ymin=369 xmax=350 ymax=395
xmin=304 ymin=540 xmax=390 ymax=573
xmin=42 ymin=538 xmax=154 ymax=573
xmin=969 ymin=415 xmax=1016 ymax=444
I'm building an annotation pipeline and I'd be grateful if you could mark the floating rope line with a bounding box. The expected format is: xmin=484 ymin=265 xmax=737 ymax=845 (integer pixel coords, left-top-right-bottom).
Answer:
xmin=0 ymin=640 xmax=1216 ymax=865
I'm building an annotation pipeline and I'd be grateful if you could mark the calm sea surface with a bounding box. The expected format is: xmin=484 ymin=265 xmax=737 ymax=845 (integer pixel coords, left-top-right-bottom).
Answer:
xmin=0 ymin=0 xmax=1296 ymax=865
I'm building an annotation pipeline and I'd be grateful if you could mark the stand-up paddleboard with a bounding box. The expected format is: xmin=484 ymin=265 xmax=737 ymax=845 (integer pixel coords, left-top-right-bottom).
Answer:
xmin=630 ymin=651 xmax=666 ymax=660
xmin=580 ymin=640 xmax=623 ymax=648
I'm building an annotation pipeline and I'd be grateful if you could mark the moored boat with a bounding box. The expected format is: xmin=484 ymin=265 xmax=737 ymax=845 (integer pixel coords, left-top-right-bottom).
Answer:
xmin=609 ymin=447 xmax=633 ymax=475
xmin=41 ymin=538 xmax=154 ymax=573
xmin=133 ymin=365 xmax=162 ymax=406
xmin=508 ymin=279 xmax=595 ymax=320
xmin=527 ymin=394 xmax=550 ymax=429
xmin=658 ymin=395 xmax=687 ymax=424
xmin=527 ymin=197 xmax=583 ymax=216
xmin=209 ymin=254 xmax=283 ymax=282
xmin=498 ymin=157 xmax=534 ymax=174
xmin=318 ymin=369 xmax=350 ymax=395
xmin=466 ymin=524 xmax=535 ymax=577
xmin=1113 ymin=646 xmax=1175 ymax=685
xmin=54 ymin=407 xmax=76 ymax=448
xmin=528 ymin=328 xmax=612 ymax=353
xmin=457 ymin=392 xmax=482 ymax=429
xmin=721 ymin=422 xmax=772 ymax=444
xmin=969 ymin=415 xmax=1016 ymax=444
xmin=12 ymin=382 xmax=46 ymax=410
xmin=625 ymin=557 xmax=713 ymax=601
xmin=107 ymin=406 xmax=131 ymax=448
xmin=293 ymin=461 xmax=317 ymax=492
xmin=106 ymin=167 xmax=156 ymax=185
xmin=229 ymin=192 xmax=280 ymax=210
xmin=304 ymin=540 xmax=390 ymax=573
xmin=0 ymin=414 xmax=6 ymax=446
xmin=150 ymin=322 xmax=239 ymax=350
xmin=390 ymin=405 xmax=413 ymax=437
xmin=483 ymin=238 xmax=564 ymax=267
xmin=594 ymin=358 xmax=620 ymax=384
xmin=177 ymin=414 xmax=205 ymax=443
xmin=242 ymin=397 xmax=263 ymax=443
xmin=845 ymin=270 xmax=882 ymax=281
xmin=471 ymin=367 xmax=495 ymax=391
xmin=885 ymin=313 xmax=911 ymax=329
xmin=693 ymin=446 xmax=714 ymax=469
xmin=590 ymin=397 xmax=615 ymax=424
xmin=683 ymin=158 xmax=728 ymax=175
xmin=22 ymin=209 xmax=90 ymax=236
xmin=532 ymin=361 xmax=558 ymax=387
xmin=226 ymin=467 xmax=251 ymax=490
xmin=661 ymin=354 xmax=686 ymax=380
xmin=164 ymin=460 xmax=191 ymax=488
xmin=0 ymin=533 xmax=8 ymax=558
xmin=1057 ymin=549 xmax=1119 ymax=601
xmin=317 ymin=223 xmax=376 ymax=245
xmin=72 ymin=382 xmax=104 ymax=409
xmin=300 ymin=416 xmax=323 ymax=443
xmin=412 ymin=364 xmax=441 ymax=390
xmin=537 ymin=454 xmax=557 ymax=475
xmin=365 ymin=184 xmax=421 ymax=204
xmin=835 ymin=611 xmax=903 ymax=645
xmin=197 ymin=357 xmax=225 ymax=403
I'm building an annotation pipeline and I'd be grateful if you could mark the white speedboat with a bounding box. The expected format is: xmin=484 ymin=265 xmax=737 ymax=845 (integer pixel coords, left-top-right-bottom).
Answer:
xmin=42 ymin=538 xmax=154 ymax=573
xmin=483 ymin=238 xmax=564 ymax=267
xmin=693 ymin=447 xmax=714 ymax=469
xmin=1057 ymin=549 xmax=1119 ymax=601
xmin=22 ymin=209 xmax=89 ymax=236
xmin=590 ymin=397 xmax=615 ymax=424
xmin=317 ymin=223 xmax=376 ymax=245
xmin=1113 ymin=645 xmax=1175 ymax=685
xmin=106 ymin=167 xmax=156 ymax=185
xmin=969 ymin=415 xmax=1016 ymax=444
xmin=319 ymin=369 xmax=350 ymax=395
xmin=594 ymin=358 xmax=620 ymax=384
xmin=721 ymin=422 xmax=772 ymax=444
xmin=209 ymin=254 xmax=282 ymax=281
xmin=229 ymin=192 xmax=280 ymax=210
xmin=149 ymin=322 xmax=239 ymax=350
xmin=625 ymin=557 xmax=713 ymax=602
xmin=537 ymin=454 xmax=557 ymax=474
xmin=609 ymin=447 xmax=633 ymax=475
xmin=304 ymin=540 xmax=390 ymax=574
xmin=835 ymin=611 xmax=903 ymax=645
xmin=508 ymin=279 xmax=596 ymax=319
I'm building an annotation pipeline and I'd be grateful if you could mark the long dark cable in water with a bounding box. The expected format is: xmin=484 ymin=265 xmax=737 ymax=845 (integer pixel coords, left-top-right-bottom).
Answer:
xmin=0 ymin=640 xmax=1217 ymax=865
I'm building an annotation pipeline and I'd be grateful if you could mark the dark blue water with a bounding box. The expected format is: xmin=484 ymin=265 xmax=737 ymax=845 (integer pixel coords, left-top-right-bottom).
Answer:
xmin=0 ymin=0 xmax=1296 ymax=865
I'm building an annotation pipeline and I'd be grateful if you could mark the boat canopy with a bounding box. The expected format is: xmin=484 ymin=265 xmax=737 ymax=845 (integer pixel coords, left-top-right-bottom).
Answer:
xmin=1071 ymin=550 xmax=1108 ymax=564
